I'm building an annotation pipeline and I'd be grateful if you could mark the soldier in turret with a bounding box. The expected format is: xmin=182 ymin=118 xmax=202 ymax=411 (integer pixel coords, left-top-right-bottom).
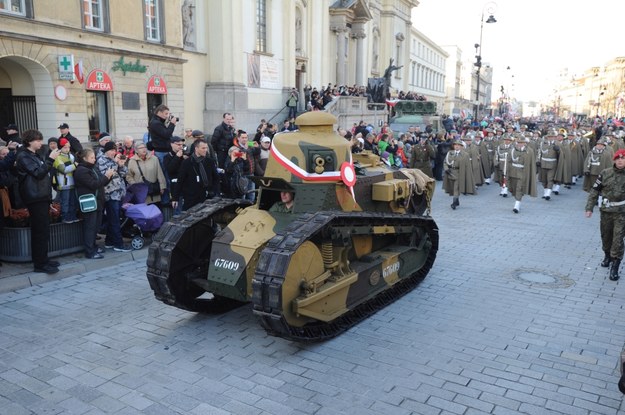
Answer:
xmin=585 ymin=149 xmax=625 ymax=281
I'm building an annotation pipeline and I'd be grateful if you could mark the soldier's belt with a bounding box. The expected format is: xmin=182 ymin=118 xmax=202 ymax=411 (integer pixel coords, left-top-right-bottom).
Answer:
xmin=512 ymin=163 xmax=524 ymax=168
xmin=590 ymin=162 xmax=600 ymax=166
xmin=602 ymin=199 xmax=625 ymax=207
xmin=487 ymin=149 xmax=493 ymax=152
xmin=541 ymin=157 xmax=557 ymax=162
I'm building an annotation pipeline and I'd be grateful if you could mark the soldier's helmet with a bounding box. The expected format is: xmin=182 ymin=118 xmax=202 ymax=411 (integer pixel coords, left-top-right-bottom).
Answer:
xmin=596 ymin=137 xmax=609 ymax=146
xmin=452 ymin=138 xmax=463 ymax=146
xmin=516 ymin=134 xmax=530 ymax=143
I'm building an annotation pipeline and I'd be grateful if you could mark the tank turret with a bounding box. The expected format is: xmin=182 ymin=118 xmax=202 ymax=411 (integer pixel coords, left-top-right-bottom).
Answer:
xmin=147 ymin=111 xmax=439 ymax=341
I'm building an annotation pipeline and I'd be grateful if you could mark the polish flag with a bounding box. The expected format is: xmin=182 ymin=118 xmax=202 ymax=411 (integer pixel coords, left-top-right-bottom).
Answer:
xmin=385 ymin=99 xmax=399 ymax=107
xmin=74 ymin=60 xmax=84 ymax=84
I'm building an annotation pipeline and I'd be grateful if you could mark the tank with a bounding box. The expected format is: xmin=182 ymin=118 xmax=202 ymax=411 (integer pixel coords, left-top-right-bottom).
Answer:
xmin=389 ymin=100 xmax=443 ymax=134
xmin=146 ymin=112 xmax=438 ymax=341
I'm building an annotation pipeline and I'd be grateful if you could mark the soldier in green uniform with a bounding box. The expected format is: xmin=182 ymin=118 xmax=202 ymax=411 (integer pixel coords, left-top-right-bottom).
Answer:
xmin=553 ymin=129 xmax=572 ymax=191
xmin=507 ymin=134 xmax=537 ymax=213
xmin=409 ymin=133 xmax=435 ymax=178
xmin=585 ymin=149 xmax=625 ymax=281
xmin=461 ymin=134 xmax=484 ymax=187
xmin=443 ymin=139 xmax=474 ymax=210
xmin=494 ymin=134 xmax=514 ymax=197
xmin=269 ymin=191 xmax=294 ymax=213
xmin=583 ymin=137 xmax=612 ymax=192
xmin=537 ymin=129 xmax=559 ymax=200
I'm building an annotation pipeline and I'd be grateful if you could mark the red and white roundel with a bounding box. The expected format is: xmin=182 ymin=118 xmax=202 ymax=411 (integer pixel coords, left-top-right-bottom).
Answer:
xmin=340 ymin=162 xmax=356 ymax=187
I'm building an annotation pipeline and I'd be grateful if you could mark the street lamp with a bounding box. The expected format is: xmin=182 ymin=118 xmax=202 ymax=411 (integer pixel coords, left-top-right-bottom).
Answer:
xmin=473 ymin=2 xmax=497 ymax=123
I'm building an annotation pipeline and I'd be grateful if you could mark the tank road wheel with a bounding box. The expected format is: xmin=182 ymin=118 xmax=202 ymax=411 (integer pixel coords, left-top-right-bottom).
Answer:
xmin=280 ymin=241 xmax=326 ymax=327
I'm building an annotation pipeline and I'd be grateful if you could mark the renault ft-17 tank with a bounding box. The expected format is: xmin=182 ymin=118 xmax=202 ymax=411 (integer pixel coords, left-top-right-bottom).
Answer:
xmin=146 ymin=112 xmax=438 ymax=341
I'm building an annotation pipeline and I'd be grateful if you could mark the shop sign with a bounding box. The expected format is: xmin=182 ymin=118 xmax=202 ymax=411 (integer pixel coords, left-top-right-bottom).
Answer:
xmin=112 ymin=57 xmax=147 ymax=76
xmin=86 ymin=69 xmax=113 ymax=91
xmin=58 ymin=55 xmax=75 ymax=81
xmin=147 ymin=75 xmax=168 ymax=94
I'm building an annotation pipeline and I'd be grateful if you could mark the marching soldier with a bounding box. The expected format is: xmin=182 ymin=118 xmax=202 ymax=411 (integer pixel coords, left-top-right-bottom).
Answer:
xmin=585 ymin=149 xmax=625 ymax=281
xmin=482 ymin=128 xmax=498 ymax=184
xmin=494 ymin=134 xmax=514 ymax=197
xmin=553 ymin=129 xmax=572 ymax=191
xmin=461 ymin=134 xmax=484 ymax=187
xmin=507 ymin=134 xmax=537 ymax=213
xmin=443 ymin=139 xmax=474 ymax=210
xmin=537 ymin=129 xmax=559 ymax=200
xmin=409 ymin=133 xmax=435 ymax=178
xmin=474 ymin=131 xmax=493 ymax=185
xmin=583 ymin=137 xmax=613 ymax=192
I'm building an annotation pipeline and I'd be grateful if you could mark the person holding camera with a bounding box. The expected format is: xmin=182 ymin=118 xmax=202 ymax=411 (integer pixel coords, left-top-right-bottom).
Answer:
xmin=15 ymin=129 xmax=61 ymax=274
xmin=75 ymin=148 xmax=114 ymax=259
xmin=97 ymin=141 xmax=131 ymax=252
xmin=148 ymin=105 xmax=177 ymax=203
xmin=286 ymin=88 xmax=299 ymax=120
xmin=225 ymin=140 xmax=251 ymax=199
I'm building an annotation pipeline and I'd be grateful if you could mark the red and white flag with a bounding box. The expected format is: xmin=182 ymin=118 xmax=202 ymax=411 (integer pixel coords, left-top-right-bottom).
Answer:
xmin=385 ymin=99 xmax=399 ymax=107
xmin=74 ymin=60 xmax=84 ymax=84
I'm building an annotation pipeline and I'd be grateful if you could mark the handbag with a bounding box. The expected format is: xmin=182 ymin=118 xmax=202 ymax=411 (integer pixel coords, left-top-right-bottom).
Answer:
xmin=135 ymin=160 xmax=161 ymax=196
xmin=231 ymin=165 xmax=249 ymax=197
xmin=78 ymin=192 xmax=97 ymax=213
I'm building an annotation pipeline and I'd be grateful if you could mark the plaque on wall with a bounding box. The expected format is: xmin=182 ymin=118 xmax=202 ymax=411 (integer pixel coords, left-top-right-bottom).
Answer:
xmin=122 ymin=92 xmax=140 ymax=110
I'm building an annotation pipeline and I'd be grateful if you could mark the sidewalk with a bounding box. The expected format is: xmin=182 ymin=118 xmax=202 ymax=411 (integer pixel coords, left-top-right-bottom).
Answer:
xmin=0 ymin=244 xmax=148 ymax=294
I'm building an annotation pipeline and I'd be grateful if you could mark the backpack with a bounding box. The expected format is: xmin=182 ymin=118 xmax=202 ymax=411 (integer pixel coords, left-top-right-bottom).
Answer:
xmin=230 ymin=165 xmax=249 ymax=197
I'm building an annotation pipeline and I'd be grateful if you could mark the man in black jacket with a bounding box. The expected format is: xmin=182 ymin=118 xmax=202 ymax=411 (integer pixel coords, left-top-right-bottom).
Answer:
xmin=163 ymin=136 xmax=187 ymax=215
xmin=58 ymin=123 xmax=83 ymax=155
xmin=171 ymin=140 xmax=219 ymax=211
xmin=148 ymin=104 xmax=178 ymax=204
xmin=147 ymin=104 xmax=177 ymax=158
xmin=211 ymin=112 xmax=235 ymax=169
xmin=16 ymin=129 xmax=61 ymax=274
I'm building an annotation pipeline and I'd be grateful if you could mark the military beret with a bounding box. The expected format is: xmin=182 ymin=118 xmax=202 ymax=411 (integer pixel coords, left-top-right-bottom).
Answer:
xmin=613 ymin=149 xmax=625 ymax=160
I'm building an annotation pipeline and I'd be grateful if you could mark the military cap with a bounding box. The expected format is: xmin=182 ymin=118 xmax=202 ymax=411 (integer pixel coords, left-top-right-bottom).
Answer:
xmin=596 ymin=137 xmax=609 ymax=146
xmin=516 ymin=134 xmax=529 ymax=143
xmin=451 ymin=138 xmax=463 ymax=146
xmin=546 ymin=129 xmax=558 ymax=137
xmin=613 ymin=149 xmax=625 ymax=160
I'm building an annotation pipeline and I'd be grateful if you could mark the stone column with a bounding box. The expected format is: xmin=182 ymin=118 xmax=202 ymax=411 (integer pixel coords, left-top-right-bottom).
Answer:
xmin=352 ymin=28 xmax=366 ymax=86
xmin=332 ymin=26 xmax=348 ymax=86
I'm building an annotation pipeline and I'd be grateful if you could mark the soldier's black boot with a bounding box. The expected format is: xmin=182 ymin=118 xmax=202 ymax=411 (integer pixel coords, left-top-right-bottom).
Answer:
xmin=609 ymin=259 xmax=620 ymax=281
xmin=451 ymin=197 xmax=459 ymax=210
xmin=601 ymin=252 xmax=611 ymax=267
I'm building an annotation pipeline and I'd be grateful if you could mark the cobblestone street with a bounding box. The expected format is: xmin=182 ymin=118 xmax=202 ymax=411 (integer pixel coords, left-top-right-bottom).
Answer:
xmin=0 ymin=181 xmax=624 ymax=415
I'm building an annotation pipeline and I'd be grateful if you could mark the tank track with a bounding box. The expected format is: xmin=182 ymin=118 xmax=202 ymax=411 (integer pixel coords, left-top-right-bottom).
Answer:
xmin=146 ymin=198 xmax=251 ymax=313
xmin=252 ymin=211 xmax=438 ymax=342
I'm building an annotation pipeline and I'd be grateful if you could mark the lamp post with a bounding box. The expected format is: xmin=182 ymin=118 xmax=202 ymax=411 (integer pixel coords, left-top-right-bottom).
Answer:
xmin=473 ymin=2 xmax=497 ymax=123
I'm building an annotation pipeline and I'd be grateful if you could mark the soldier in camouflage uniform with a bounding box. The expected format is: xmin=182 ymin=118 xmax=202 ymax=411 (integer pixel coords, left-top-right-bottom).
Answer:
xmin=507 ymin=134 xmax=537 ymax=213
xmin=585 ymin=149 xmax=625 ymax=281
xmin=443 ymin=139 xmax=474 ymax=210
xmin=583 ymin=137 xmax=612 ymax=192
xmin=537 ymin=129 xmax=559 ymax=200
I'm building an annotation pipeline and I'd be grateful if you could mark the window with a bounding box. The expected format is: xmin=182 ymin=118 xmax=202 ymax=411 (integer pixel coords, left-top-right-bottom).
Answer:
xmin=0 ymin=0 xmax=25 ymax=15
xmin=87 ymin=91 xmax=109 ymax=142
xmin=144 ymin=0 xmax=162 ymax=42
xmin=256 ymin=0 xmax=267 ymax=52
xmin=82 ymin=0 xmax=105 ymax=31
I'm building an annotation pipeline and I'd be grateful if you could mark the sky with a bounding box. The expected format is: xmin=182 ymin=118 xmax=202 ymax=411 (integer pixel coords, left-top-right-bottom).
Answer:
xmin=411 ymin=0 xmax=625 ymax=103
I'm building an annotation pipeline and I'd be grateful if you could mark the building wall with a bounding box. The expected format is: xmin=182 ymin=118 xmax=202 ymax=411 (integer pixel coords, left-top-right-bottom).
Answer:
xmin=0 ymin=1 xmax=185 ymax=143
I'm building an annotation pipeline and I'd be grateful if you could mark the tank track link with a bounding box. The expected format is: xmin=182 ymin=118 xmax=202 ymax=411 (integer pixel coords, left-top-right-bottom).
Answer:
xmin=146 ymin=198 xmax=251 ymax=313
xmin=252 ymin=211 xmax=438 ymax=342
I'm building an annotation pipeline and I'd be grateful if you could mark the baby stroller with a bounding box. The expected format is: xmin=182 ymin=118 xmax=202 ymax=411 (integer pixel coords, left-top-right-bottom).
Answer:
xmin=121 ymin=203 xmax=163 ymax=249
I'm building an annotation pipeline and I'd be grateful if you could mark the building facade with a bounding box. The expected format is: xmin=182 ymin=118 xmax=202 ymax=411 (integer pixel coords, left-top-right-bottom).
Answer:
xmin=407 ymin=27 xmax=447 ymax=110
xmin=182 ymin=0 xmax=421 ymax=133
xmin=0 ymin=0 xmax=185 ymax=143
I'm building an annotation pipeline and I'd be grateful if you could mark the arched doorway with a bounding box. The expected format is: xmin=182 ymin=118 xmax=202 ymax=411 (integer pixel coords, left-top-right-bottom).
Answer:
xmin=0 ymin=56 xmax=55 ymax=141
